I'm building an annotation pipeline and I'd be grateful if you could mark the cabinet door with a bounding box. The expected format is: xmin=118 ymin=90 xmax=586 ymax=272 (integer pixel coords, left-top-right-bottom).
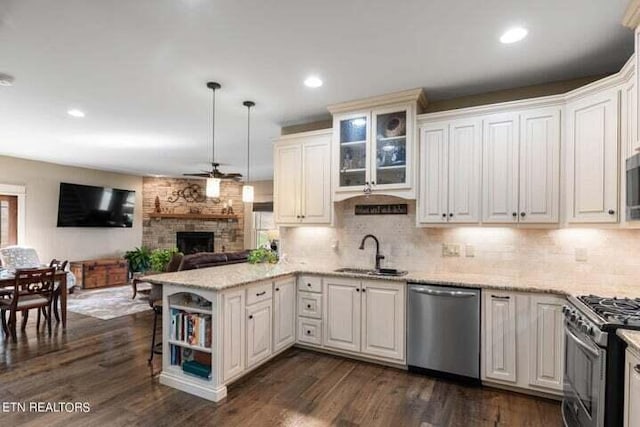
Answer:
xmin=528 ymin=295 xmax=565 ymax=392
xmin=273 ymin=278 xmax=296 ymax=353
xmin=484 ymin=292 xmax=517 ymax=383
xmin=566 ymin=88 xmax=619 ymax=223
xmin=274 ymin=143 xmax=302 ymax=224
xmin=335 ymin=112 xmax=370 ymax=191
xmin=222 ymin=289 xmax=245 ymax=382
xmin=301 ymin=137 xmax=331 ymax=224
xmin=323 ymin=278 xmax=361 ymax=353
xmin=418 ymin=123 xmax=449 ymax=223
xmin=361 ymin=280 xmax=405 ymax=361
xmin=448 ymin=119 xmax=482 ymax=223
xmin=624 ymin=349 xmax=640 ymax=427
xmin=519 ymin=108 xmax=560 ymax=223
xmin=246 ymin=301 xmax=272 ymax=368
xmin=371 ymin=105 xmax=413 ymax=190
xmin=482 ymin=113 xmax=519 ymax=223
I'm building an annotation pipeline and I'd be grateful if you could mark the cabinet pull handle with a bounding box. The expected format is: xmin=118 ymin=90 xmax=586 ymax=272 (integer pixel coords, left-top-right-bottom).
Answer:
xmin=608 ymin=209 xmax=615 ymax=215
xmin=307 ymin=304 xmax=311 ymax=309
xmin=275 ymin=287 xmax=280 ymax=291
xmin=256 ymin=291 xmax=266 ymax=297
xmin=512 ymin=212 xmax=517 ymax=217
xmin=634 ymin=365 xmax=640 ymax=375
xmin=448 ymin=213 xmax=453 ymax=217
xmin=371 ymin=181 xmax=375 ymax=186
xmin=441 ymin=213 xmax=446 ymax=218
xmin=249 ymin=315 xmax=253 ymax=319
xmin=307 ymin=283 xmax=312 ymax=287
xmin=296 ymin=215 xmax=301 ymax=219
xmin=306 ymin=330 xmax=311 ymax=335
xmin=520 ymin=212 xmax=526 ymax=217
xmin=362 ymin=288 xmax=366 ymax=293
xmin=356 ymin=288 xmax=360 ymax=292
xmin=492 ymin=295 xmax=510 ymax=300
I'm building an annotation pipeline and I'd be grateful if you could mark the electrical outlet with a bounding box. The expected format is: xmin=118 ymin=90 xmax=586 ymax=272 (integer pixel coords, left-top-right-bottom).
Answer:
xmin=465 ymin=244 xmax=475 ymax=257
xmin=575 ymin=247 xmax=588 ymax=262
xmin=442 ymin=243 xmax=460 ymax=257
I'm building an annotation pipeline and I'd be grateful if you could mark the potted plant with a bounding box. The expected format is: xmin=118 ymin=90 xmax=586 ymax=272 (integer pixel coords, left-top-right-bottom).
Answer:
xmin=149 ymin=248 xmax=180 ymax=272
xmin=124 ymin=246 xmax=152 ymax=276
xmin=247 ymin=248 xmax=278 ymax=264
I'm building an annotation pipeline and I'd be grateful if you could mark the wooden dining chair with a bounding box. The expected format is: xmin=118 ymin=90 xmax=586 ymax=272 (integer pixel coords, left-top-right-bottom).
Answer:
xmin=48 ymin=259 xmax=68 ymax=323
xmin=0 ymin=267 xmax=56 ymax=340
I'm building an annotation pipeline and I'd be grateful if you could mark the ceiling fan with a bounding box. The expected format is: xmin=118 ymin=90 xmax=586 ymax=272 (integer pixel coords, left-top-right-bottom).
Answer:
xmin=184 ymin=82 xmax=242 ymax=187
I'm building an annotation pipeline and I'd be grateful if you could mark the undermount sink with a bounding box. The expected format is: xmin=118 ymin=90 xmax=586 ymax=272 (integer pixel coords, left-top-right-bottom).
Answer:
xmin=334 ymin=267 xmax=408 ymax=277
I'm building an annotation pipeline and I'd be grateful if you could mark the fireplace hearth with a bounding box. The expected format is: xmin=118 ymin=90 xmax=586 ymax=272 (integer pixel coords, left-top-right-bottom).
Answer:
xmin=177 ymin=232 xmax=214 ymax=254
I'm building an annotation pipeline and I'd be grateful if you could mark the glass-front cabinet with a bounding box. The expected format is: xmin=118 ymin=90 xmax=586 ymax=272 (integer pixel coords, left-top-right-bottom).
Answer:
xmin=333 ymin=104 xmax=415 ymax=197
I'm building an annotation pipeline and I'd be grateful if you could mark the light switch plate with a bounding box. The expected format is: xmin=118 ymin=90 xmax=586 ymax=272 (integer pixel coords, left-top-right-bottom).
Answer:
xmin=465 ymin=244 xmax=475 ymax=257
xmin=442 ymin=243 xmax=460 ymax=257
xmin=575 ymin=247 xmax=588 ymax=262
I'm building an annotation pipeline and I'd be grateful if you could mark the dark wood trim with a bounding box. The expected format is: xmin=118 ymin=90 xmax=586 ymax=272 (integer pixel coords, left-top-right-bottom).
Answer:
xmin=148 ymin=213 xmax=238 ymax=221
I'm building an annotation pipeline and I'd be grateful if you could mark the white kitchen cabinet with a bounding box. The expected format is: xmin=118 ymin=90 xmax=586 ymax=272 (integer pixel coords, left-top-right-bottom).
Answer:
xmin=528 ymin=295 xmax=565 ymax=392
xmin=274 ymin=130 xmax=332 ymax=225
xmin=518 ymin=108 xmax=561 ymax=223
xmin=222 ymin=289 xmax=245 ymax=382
xmin=273 ymin=278 xmax=295 ymax=353
xmin=565 ymin=88 xmax=620 ymax=223
xmin=361 ymin=280 xmax=405 ymax=361
xmin=483 ymin=113 xmax=520 ymax=223
xmin=418 ymin=118 xmax=482 ymax=224
xmin=246 ymin=300 xmax=272 ymax=368
xmin=482 ymin=108 xmax=560 ymax=224
xmin=323 ymin=278 xmax=361 ymax=353
xmin=624 ymin=348 xmax=640 ymax=427
xmin=483 ymin=292 xmax=517 ymax=383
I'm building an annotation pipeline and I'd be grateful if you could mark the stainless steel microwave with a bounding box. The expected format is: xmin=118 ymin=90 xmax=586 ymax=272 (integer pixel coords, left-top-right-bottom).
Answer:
xmin=627 ymin=153 xmax=640 ymax=220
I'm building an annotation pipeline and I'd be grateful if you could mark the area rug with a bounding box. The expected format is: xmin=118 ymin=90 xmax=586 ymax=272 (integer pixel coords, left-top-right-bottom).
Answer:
xmin=66 ymin=285 xmax=152 ymax=320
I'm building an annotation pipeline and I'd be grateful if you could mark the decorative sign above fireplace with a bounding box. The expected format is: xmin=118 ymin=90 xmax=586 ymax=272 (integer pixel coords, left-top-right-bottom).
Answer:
xmin=354 ymin=204 xmax=408 ymax=215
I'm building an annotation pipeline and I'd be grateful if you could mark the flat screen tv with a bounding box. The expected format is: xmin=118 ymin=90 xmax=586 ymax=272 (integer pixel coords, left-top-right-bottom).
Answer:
xmin=57 ymin=182 xmax=135 ymax=228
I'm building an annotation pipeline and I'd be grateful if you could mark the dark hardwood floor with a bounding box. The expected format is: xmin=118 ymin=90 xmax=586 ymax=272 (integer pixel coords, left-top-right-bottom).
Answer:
xmin=0 ymin=310 xmax=562 ymax=427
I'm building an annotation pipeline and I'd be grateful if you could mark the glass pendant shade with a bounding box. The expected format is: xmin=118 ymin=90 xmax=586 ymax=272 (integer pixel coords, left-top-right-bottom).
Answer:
xmin=242 ymin=184 xmax=254 ymax=203
xmin=206 ymin=177 xmax=221 ymax=198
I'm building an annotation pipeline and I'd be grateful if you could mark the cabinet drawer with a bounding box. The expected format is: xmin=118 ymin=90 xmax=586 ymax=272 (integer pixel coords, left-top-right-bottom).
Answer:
xmin=298 ymin=292 xmax=322 ymax=319
xmin=298 ymin=276 xmax=322 ymax=293
xmin=297 ymin=317 xmax=322 ymax=346
xmin=246 ymin=281 xmax=273 ymax=305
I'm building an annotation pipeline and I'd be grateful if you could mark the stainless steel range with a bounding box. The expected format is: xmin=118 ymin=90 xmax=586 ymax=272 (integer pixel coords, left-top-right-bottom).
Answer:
xmin=562 ymin=295 xmax=640 ymax=427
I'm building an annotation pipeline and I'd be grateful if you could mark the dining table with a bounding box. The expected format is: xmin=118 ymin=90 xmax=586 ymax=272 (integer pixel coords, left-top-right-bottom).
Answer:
xmin=0 ymin=270 xmax=68 ymax=329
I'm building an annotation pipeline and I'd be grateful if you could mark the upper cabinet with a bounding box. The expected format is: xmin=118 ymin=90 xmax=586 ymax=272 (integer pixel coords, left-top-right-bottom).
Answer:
xmin=274 ymin=130 xmax=332 ymax=226
xmin=565 ymin=88 xmax=620 ymax=223
xmin=328 ymin=89 xmax=427 ymax=201
xmin=418 ymin=119 xmax=482 ymax=224
xmin=482 ymin=108 xmax=560 ymax=224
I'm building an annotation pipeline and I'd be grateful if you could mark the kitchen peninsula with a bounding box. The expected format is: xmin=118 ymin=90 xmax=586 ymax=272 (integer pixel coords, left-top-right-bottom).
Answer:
xmin=145 ymin=260 xmax=638 ymax=402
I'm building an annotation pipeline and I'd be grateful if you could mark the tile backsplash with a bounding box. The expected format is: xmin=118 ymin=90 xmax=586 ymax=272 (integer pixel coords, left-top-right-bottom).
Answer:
xmin=280 ymin=196 xmax=640 ymax=288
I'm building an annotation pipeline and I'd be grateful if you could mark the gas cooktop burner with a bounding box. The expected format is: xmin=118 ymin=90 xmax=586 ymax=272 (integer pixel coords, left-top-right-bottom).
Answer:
xmin=578 ymin=295 xmax=640 ymax=325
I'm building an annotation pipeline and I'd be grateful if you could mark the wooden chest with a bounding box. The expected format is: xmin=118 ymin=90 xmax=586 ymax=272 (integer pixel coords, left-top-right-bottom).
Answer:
xmin=70 ymin=258 xmax=129 ymax=289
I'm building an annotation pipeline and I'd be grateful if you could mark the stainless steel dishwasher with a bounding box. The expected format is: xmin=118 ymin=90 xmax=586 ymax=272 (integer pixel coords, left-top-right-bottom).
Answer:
xmin=407 ymin=283 xmax=480 ymax=383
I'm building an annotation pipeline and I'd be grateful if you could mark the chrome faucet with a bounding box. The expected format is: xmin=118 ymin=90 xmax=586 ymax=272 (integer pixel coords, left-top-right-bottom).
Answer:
xmin=359 ymin=234 xmax=385 ymax=271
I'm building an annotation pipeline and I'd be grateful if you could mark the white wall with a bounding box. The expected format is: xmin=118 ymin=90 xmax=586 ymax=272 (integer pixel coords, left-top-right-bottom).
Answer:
xmin=0 ymin=155 xmax=143 ymax=263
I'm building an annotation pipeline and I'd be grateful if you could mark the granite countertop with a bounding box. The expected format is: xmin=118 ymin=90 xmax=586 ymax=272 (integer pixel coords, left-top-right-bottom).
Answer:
xmin=142 ymin=261 xmax=640 ymax=299
xmin=618 ymin=330 xmax=640 ymax=355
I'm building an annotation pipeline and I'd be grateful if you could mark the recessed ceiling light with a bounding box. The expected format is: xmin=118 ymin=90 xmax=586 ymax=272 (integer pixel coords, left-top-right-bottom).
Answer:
xmin=304 ymin=76 xmax=323 ymax=88
xmin=67 ymin=109 xmax=85 ymax=118
xmin=500 ymin=27 xmax=528 ymax=44
xmin=0 ymin=73 xmax=15 ymax=86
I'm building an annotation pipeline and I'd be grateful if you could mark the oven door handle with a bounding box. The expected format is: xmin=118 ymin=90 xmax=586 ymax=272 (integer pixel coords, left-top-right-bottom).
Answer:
xmin=566 ymin=327 xmax=600 ymax=357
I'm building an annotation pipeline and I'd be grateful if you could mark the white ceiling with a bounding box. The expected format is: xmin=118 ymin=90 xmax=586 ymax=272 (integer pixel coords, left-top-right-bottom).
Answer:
xmin=0 ymin=0 xmax=633 ymax=180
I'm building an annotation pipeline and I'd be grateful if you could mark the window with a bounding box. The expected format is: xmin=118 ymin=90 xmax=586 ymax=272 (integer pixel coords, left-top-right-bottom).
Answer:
xmin=253 ymin=211 xmax=278 ymax=250
xmin=0 ymin=195 xmax=18 ymax=248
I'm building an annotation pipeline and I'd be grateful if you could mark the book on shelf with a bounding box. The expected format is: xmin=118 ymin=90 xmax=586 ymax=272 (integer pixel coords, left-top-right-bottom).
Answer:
xmin=170 ymin=309 xmax=212 ymax=348
xmin=182 ymin=360 xmax=211 ymax=380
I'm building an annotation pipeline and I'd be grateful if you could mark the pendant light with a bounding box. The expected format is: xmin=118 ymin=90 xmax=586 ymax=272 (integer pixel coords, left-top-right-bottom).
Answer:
xmin=242 ymin=100 xmax=255 ymax=203
xmin=206 ymin=82 xmax=221 ymax=198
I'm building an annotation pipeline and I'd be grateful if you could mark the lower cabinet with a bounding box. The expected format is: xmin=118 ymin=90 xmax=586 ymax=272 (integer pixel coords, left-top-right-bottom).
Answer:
xmin=246 ymin=300 xmax=272 ymax=368
xmin=320 ymin=277 xmax=405 ymax=363
xmin=324 ymin=278 xmax=361 ymax=353
xmin=222 ymin=289 xmax=245 ymax=382
xmin=625 ymin=348 xmax=640 ymax=427
xmin=482 ymin=291 xmax=565 ymax=395
xmin=273 ymin=278 xmax=296 ymax=353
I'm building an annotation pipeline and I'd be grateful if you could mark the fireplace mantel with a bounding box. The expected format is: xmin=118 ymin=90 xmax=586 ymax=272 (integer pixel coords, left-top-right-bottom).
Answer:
xmin=149 ymin=213 xmax=238 ymax=221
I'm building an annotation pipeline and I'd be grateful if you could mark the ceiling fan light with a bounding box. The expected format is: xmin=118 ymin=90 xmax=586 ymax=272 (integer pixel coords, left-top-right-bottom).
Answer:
xmin=242 ymin=185 xmax=254 ymax=203
xmin=206 ymin=177 xmax=221 ymax=198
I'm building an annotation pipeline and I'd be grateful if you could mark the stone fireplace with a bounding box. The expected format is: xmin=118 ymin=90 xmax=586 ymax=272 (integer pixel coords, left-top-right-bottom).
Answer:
xmin=142 ymin=177 xmax=245 ymax=253
xmin=176 ymin=231 xmax=214 ymax=254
